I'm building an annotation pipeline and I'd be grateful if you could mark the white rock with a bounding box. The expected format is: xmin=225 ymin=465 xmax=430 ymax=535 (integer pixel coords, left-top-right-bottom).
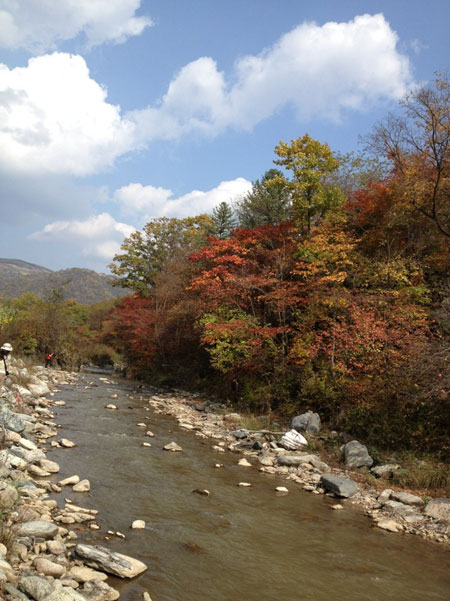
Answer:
xmin=111 ymin=394 xmax=118 ymax=399
xmin=19 ymin=438 xmax=38 ymax=451
xmin=39 ymin=459 xmax=60 ymax=473
xmin=163 ymin=442 xmax=182 ymax=452
xmin=275 ymin=486 xmax=289 ymax=493
xmin=137 ymin=423 xmax=147 ymax=427
xmin=214 ymin=464 xmax=223 ymax=468
xmin=105 ymin=404 xmax=117 ymax=410
xmin=72 ymin=479 xmax=91 ymax=492
xmin=142 ymin=442 xmax=152 ymax=447
xmin=59 ymin=475 xmax=80 ymax=486
xmin=146 ymin=431 xmax=155 ymax=437
xmin=60 ymin=438 xmax=76 ymax=448
xmin=238 ymin=482 xmax=252 ymax=487
xmin=131 ymin=520 xmax=146 ymax=529
xmin=238 ymin=458 xmax=252 ymax=467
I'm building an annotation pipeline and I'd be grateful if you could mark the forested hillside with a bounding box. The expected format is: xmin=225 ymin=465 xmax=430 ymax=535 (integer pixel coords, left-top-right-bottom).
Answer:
xmin=0 ymin=260 xmax=127 ymax=304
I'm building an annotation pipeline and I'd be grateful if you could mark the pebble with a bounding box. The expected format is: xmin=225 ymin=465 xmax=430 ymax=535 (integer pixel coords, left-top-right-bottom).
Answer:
xmin=163 ymin=442 xmax=182 ymax=452
xmin=142 ymin=442 xmax=152 ymax=447
xmin=105 ymin=404 xmax=117 ymax=410
xmin=238 ymin=482 xmax=252 ymax=487
xmin=238 ymin=458 xmax=252 ymax=467
xmin=275 ymin=487 xmax=289 ymax=493
xmin=146 ymin=431 xmax=155 ymax=437
xmin=331 ymin=504 xmax=343 ymax=510
xmin=192 ymin=489 xmax=210 ymax=496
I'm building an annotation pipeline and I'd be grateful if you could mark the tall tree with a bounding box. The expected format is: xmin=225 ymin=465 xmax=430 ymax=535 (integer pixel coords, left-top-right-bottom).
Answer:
xmin=268 ymin=134 xmax=343 ymax=235
xmin=109 ymin=215 xmax=212 ymax=294
xmin=211 ymin=201 xmax=236 ymax=239
xmin=369 ymin=74 xmax=450 ymax=238
xmin=235 ymin=169 xmax=292 ymax=227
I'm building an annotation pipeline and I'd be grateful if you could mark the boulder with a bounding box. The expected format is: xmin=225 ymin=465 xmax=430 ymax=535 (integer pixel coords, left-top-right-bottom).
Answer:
xmin=390 ymin=491 xmax=424 ymax=506
xmin=320 ymin=474 xmax=358 ymax=498
xmin=0 ymin=481 xmax=20 ymax=508
xmin=74 ymin=544 xmax=147 ymax=578
xmin=34 ymin=557 xmax=65 ymax=577
xmin=19 ymin=575 xmax=54 ymax=601
xmin=0 ymin=407 xmax=25 ymax=433
xmin=279 ymin=429 xmax=307 ymax=450
xmin=424 ymin=498 xmax=450 ymax=522
xmin=72 ymin=479 xmax=90 ymax=493
xmin=277 ymin=454 xmax=330 ymax=472
xmin=16 ymin=520 xmax=59 ymax=539
xmin=342 ymin=440 xmax=373 ymax=468
xmin=370 ymin=464 xmax=400 ymax=478
xmin=82 ymin=579 xmax=120 ymax=601
xmin=377 ymin=519 xmax=403 ymax=533
xmin=291 ymin=411 xmax=321 ymax=434
xmin=28 ymin=382 xmax=50 ymax=397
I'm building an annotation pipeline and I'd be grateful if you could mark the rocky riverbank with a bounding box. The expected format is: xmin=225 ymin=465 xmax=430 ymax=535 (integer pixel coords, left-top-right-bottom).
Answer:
xmin=1 ymin=362 xmax=449 ymax=601
xmin=0 ymin=361 xmax=149 ymax=601
xmin=124 ymin=387 xmax=450 ymax=547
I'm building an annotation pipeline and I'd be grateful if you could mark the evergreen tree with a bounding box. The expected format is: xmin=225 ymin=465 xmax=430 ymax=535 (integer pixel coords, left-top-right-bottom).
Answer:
xmin=211 ymin=201 xmax=236 ymax=239
xmin=235 ymin=169 xmax=292 ymax=228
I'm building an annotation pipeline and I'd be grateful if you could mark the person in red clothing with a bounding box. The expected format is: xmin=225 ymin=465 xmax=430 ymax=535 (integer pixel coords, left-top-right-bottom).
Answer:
xmin=45 ymin=351 xmax=54 ymax=368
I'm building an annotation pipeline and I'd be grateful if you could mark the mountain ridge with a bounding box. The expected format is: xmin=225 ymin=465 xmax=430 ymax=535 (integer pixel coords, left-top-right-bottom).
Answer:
xmin=0 ymin=258 xmax=128 ymax=304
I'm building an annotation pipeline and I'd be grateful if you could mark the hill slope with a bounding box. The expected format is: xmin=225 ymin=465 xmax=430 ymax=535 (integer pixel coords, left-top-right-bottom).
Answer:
xmin=0 ymin=259 xmax=128 ymax=304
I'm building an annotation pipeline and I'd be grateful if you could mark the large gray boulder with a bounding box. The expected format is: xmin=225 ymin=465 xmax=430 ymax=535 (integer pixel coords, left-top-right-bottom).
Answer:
xmin=391 ymin=491 xmax=424 ymax=506
xmin=16 ymin=520 xmax=59 ymax=539
xmin=0 ymin=407 xmax=25 ymax=433
xmin=342 ymin=440 xmax=373 ymax=468
xmin=291 ymin=411 xmax=321 ymax=434
xmin=75 ymin=544 xmax=147 ymax=578
xmin=277 ymin=454 xmax=330 ymax=472
xmin=320 ymin=474 xmax=359 ymax=498
xmin=424 ymin=498 xmax=450 ymax=522
xmin=19 ymin=575 xmax=55 ymax=601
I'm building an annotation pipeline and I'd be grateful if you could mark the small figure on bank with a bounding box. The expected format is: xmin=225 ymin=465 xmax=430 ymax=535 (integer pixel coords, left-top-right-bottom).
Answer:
xmin=0 ymin=342 xmax=13 ymax=377
xmin=45 ymin=352 xmax=54 ymax=368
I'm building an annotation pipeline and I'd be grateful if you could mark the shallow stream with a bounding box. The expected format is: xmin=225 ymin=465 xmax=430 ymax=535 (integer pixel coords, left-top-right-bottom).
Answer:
xmin=47 ymin=373 xmax=450 ymax=601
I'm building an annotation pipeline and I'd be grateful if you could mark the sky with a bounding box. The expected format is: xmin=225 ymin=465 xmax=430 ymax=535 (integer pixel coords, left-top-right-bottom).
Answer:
xmin=0 ymin=0 xmax=448 ymax=273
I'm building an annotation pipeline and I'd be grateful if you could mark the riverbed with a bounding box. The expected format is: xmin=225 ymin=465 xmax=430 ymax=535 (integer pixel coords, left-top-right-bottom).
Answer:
xmin=46 ymin=373 xmax=450 ymax=601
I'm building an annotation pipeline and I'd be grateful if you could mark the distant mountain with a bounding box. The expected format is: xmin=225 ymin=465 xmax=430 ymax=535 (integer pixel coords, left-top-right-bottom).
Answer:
xmin=0 ymin=258 xmax=129 ymax=304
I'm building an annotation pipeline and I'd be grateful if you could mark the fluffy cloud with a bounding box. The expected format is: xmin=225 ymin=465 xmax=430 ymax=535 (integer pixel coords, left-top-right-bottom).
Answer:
xmin=30 ymin=212 xmax=135 ymax=260
xmin=0 ymin=0 xmax=152 ymax=51
xmin=0 ymin=53 xmax=136 ymax=175
xmin=0 ymin=15 xmax=412 ymax=177
xmin=131 ymin=13 xmax=413 ymax=139
xmin=114 ymin=178 xmax=252 ymax=222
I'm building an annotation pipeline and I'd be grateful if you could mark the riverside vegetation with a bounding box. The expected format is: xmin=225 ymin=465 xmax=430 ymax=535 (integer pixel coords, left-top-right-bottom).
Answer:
xmin=1 ymin=77 xmax=449 ymax=488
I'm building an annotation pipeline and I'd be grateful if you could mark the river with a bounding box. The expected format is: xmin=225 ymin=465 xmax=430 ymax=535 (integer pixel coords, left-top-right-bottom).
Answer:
xmin=46 ymin=372 xmax=450 ymax=601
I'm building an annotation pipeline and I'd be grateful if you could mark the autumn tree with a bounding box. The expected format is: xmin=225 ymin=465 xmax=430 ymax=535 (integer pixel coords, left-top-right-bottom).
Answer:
xmin=369 ymin=74 xmax=450 ymax=238
xmin=267 ymin=134 xmax=343 ymax=235
xmin=110 ymin=215 xmax=213 ymax=294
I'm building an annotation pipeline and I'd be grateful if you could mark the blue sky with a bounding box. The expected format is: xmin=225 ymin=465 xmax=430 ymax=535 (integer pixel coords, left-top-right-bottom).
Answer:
xmin=0 ymin=0 xmax=448 ymax=272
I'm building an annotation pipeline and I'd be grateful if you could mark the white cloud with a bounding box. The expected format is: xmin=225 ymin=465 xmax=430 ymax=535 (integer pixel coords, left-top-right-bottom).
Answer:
xmin=0 ymin=53 xmax=136 ymax=175
xmin=0 ymin=15 xmax=413 ymax=177
xmin=114 ymin=178 xmax=252 ymax=221
xmin=0 ymin=0 xmax=152 ymax=51
xmin=131 ymin=13 xmax=413 ymax=139
xmin=30 ymin=212 xmax=135 ymax=260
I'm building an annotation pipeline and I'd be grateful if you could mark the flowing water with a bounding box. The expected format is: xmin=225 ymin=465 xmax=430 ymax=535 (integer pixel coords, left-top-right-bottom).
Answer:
xmin=47 ymin=373 xmax=450 ymax=601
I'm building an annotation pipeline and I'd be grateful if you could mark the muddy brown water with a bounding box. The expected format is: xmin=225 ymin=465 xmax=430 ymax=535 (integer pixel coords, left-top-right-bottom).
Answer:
xmin=46 ymin=373 xmax=450 ymax=601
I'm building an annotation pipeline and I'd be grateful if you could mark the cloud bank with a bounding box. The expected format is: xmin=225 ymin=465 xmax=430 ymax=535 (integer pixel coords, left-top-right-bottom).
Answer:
xmin=0 ymin=14 xmax=412 ymax=177
xmin=0 ymin=0 xmax=152 ymax=51
xmin=30 ymin=177 xmax=251 ymax=262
